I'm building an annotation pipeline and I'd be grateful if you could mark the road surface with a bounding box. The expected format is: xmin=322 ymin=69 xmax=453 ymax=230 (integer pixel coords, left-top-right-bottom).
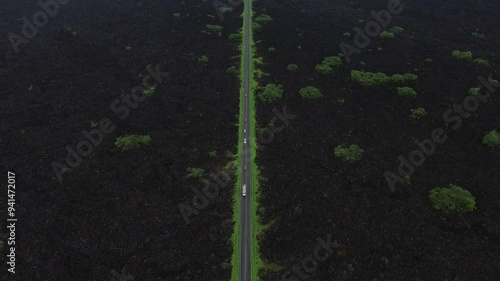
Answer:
xmin=240 ymin=0 xmax=252 ymax=280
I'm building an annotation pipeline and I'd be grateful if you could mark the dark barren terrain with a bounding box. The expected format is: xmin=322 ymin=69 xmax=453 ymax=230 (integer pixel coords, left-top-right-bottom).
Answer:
xmin=1 ymin=0 xmax=242 ymax=280
xmin=253 ymin=0 xmax=500 ymax=280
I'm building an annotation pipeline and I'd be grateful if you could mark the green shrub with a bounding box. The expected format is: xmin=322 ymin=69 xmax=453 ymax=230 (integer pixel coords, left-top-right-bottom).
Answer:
xmin=259 ymin=83 xmax=284 ymax=103
xmin=334 ymin=144 xmax=364 ymax=163
xmin=218 ymin=6 xmax=233 ymax=14
xmin=253 ymin=22 xmax=262 ymax=30
xmin=125 ymin=46 xmax=133 ymax=52
xmin=198 ymin=55 xmax=209 ymax=63
xmin=396 ymin=87 xmax=417 ymax=97
xmin=315 ymin=56 xmax=342 ymax=74
xmin=90 ymin=120 xmax=98 ymax=128
xmin=173 ymin=13 xmax=180 ymax=18
xmin=380 ymin=31 xmax=395 ymax=38
xmin=351 ymin=70 xmax=391 ymax=86
xmin=471 ymin=32 xmax=485 ymax=39
xmin=409 ymin=108 xmax=427 ymax=119
xmin=186 ymin=167 xmax=205 ymax=178
xmin=451 ymin=50 xmax=473 ymax=61
xmin=206 ymin=24 xmax=223 ymax=32
xmin=337 ymin=98 xmax=345 ymax=105
xmin=482 ymin=130 xmax=500 ymax=148
xmin=226 ymin=66 xmax=238 ymax=75
xmin=343 ymin=32 xmax=351 ymax=37
xmin=468 ymin=87 xmax=480 ymax=96
xmin=299 ymin=86 xmax=323 ymax=99
xmin=315 ymin=64 xmax=332 ymax=74
xmin=473 ymin=58 xmax=489 ymax=67
xmin=429 ymin=184 xmax=476 ymax=213
xmin=144 ymin=87 xmax=156 ymax=97
xmin=229 ymin=33 xmax=242 ymax=41
xmin=208 ymin=150 xmax=217 ymax=157
xmin=389 ymin=26 xmax=404 ymax=34
xmin=115 ymin=135 xmax=151 ymax=151
xmin=424 ymin=58 xmax=433 ymax=63
xmin=255 ymin=14 xmax=272 ymax=23
xmin=287 ymin=64 xmax=298 ymax=72
xmin=391 ymin=73 xmax=418 ymax=84
xmin=268 ymin=47 xmax=276 ymax=52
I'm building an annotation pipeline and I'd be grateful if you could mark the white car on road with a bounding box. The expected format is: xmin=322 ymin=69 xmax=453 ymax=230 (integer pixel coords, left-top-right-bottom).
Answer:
xmin=244 ymin=138 xmax=247 ymax=144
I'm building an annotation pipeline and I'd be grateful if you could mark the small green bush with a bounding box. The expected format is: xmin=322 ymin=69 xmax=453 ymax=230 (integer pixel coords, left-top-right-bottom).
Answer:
xmin=115 ymin=135 xmax=151 ymax=151
xmin=451 ymin=50 xmax=473 ymax=61
xmin=268 ymin=47 xmax=276 ymax=53
xmin=173 ymin=13 xmax=180 ymax=18
xmin=125 ymin=46 xmax=133 ymax=52
xmin=144 ymin=87 xmax=156 ymax=97
xmin=229 ymin=33 xmax=242 ymax=41
xmin=255 ymin=14 xmax=273 ymax=23
xmin=287 ymin=64 xmax=298 ymax=72
xmin=429 ymin=184 xmax=476 ymax=214
xmin=299 ymin=86 xmax=323 ymax=99
xmin=380 ymin=31 xmax=395 ymax=38
xmin=226 ymin=66 xmax=238 ymax=75
xmin=397 ymin=87 xmax=417 ymax=97
xmin=391 ymin=73 xmax=418 ymax=84
xmin=343 ymin=32 xmax=351 ymax=37
xmin=471 ymin=32 xmax=485 ymax=39
xmin=198 ymin=55 xmax=209 ymax=63
xmin=259 ymin=83 xmax=284 ymax=103
xmin=389 ymin=26 xmax=404 ymax=34
xmin=409 ymin=108 xmax=427 ymax=119
xmin=351 ymin=70 xmax=391 ymax=86
xmin=315 ymin=56 xmax=342 ymax=74
xmin=206 ymin=24 xmax=223 ymax=32
xmin=208 ymin=150 xmax=217 ymax=157
xmin=482 ymin=130 xmax=500 ymax=148
xmin=424 ymin=58 xmax=433 ymax=63
xmin=473 ymin=58 xmax=489 ymax=67
xmin=334 ymin=144 xmax=364 ymax=163
xmin=186 ymin=167 xmax=205 ymax=178
xmin=468 ymin=87 xmax=480 ymax=96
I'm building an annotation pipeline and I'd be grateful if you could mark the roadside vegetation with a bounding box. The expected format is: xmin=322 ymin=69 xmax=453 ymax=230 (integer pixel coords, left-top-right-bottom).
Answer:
xmin=429 ymin=184 xmax=476 ymax=214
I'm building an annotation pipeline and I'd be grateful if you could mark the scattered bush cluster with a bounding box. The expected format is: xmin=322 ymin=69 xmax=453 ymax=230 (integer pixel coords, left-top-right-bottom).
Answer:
xmin=451 ymin=50 xmax=473 ymax=61
xmin=429 ymin=184 xmax=476 ymax=214
xmin=186 ymin=167 xmax=205 ymax=178
xmin=259 ymin=83 xmax=284 ymax=103
xmin=409 ymin=108 xmax=427 ymax=119
xmin=287 ymin=64 xmax=298 ymax=72
xmin=397 ymin=87 xmax=417 ymax=97
xmin=482 ymin=130 xmax=500 ymax=148
xmin=299 ymin=86 xmax=322 ymax=99
xmin=226 ymin=66 xmax=239 ymax=75
xmin=351 ymin=70 xmax=418 ymax=87
xmin=315 ymin=56 xmax=343 ymax=74
xmin=115 ymin=135 xmax=151 ymax=151
xmin=255 ymin=14 xmax=273 ymax=23
xmin=334 ymin=144 xmax=364 ymax=163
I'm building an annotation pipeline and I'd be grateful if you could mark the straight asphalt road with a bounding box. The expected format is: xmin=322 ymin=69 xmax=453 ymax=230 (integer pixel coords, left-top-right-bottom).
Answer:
xmin=240 ymin=0 xmax=252 ymax=280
